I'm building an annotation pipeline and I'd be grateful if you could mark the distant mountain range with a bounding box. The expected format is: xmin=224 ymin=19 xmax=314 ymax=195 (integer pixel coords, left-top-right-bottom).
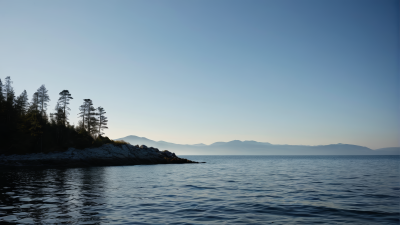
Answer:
xmin=115 ymin=135 xmax=400 ymax=155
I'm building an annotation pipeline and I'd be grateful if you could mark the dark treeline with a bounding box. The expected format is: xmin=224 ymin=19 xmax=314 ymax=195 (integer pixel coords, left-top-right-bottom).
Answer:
xmin=0 ymin=76 xmax=122 ymax=155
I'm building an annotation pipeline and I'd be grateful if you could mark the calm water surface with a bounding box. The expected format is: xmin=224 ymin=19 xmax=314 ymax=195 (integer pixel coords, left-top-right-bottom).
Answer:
xmin=0 ymin=155 xmax=399 ymax=224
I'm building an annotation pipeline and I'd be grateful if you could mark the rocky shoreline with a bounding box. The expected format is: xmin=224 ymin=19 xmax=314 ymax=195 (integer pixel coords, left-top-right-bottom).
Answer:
xmin=0 ymin=144 xmax=201 ymax=167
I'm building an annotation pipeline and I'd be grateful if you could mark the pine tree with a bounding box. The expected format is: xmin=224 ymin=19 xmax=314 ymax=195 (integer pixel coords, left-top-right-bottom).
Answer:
xmin=78 ymin=101 xmax=87 ymax=130
xmin=15 ymin=90 xmax=29 ymax=116
xmin=33 ymin=85 xmax=49 ymax=152
xmin=25 ymin=92 xmax=44 ymax=151
xmin=78 ymin=99 xmax=98 ymax=136
xmin=0 ymin=79 xmax=4 ymax=115
xmin=57 ymin=90 xmax=73 ymax=126
xmin=89 ymin=114 xmax=99 ymax=137
xmin=86 ymin=99 xmax=98 ymax=137
xmin=31 ymin=92 xmax=39 ymax=112
xmin=97 ymin=107 xmax=108 ymax=137
xmin=54 ymin=102 xmax=65 ymax=125
xmin=3 ymin=76 xmax=15 ymax=104
xmin=2 ymin=77 xmax=15 ymax=121
xmin=0 ymin=78 xmax=4 ymax=104
xmin=0 ymin=79 xmax=4 ymax=149
xmin=37 ymin=85 xmax=50 ymax=116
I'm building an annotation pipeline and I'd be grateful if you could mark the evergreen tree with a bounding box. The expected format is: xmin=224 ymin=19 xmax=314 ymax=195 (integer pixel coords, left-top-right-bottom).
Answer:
xmin=32 ymin=85 xmax=49 ymax=152
xmin=3 ymin=77 xmax=15 ymax=121
xmin=78 ymin=99 xmax=98 ymax=136
xmin=78 ymin=100 xmax=89 ymax=130
xmin=15 ymin=90 xmax=29 ymax=116
xmin=0 ymin=78 xmax=6 ymax=149
xmin=0 ymin=79 xmax=4 ymax=116
xmin=54 ymin=102 xmax=65 ymax=125
xmin=97 ymin=107 xmax=108 ymax=136
xmin=3 ymin=76 xmax=15 ymax=104
xmin=57 ymin=90 xmax=73 ymax=126
xmin=31 ymin=92 xmax=39 ymax=112
xmin=86 ymin=99 xmax=98 ymax=137
xmin=37 ymin=85 xmax=50 ymax=116
xmin=0 ymin=78 xmax=4 ymax=104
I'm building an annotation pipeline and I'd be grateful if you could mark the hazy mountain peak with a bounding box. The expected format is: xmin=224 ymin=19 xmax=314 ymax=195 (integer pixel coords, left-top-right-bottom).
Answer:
xmin=122 ymin=135 xmax=149 ymax=140
xmin=192 ymin=143 xmax=206 ymax=146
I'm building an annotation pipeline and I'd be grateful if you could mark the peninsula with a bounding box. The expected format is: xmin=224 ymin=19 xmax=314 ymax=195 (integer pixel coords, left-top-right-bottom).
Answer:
xmin=0 ymin=144 xmax=199 ymax=167
xmin=0 ymin=77 xmax=200 ymax=167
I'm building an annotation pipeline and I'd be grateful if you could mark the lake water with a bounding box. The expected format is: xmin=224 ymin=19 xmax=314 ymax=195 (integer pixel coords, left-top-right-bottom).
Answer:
xmin=0 ymin=155 xmax=399 ymax=224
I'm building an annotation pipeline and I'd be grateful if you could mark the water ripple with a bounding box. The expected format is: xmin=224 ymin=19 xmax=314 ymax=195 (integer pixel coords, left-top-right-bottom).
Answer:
xmin=0 ymin=155 xmax=398 ymax=224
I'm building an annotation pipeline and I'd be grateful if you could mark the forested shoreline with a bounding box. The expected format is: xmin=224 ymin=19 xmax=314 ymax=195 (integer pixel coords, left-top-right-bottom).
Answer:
xmin=0 ymin=76 xmax=125 ymax=155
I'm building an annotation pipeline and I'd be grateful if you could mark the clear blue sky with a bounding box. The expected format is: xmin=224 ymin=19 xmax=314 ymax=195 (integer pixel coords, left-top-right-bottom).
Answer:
xmin=0 ymin=0 xmax=398 ymax=149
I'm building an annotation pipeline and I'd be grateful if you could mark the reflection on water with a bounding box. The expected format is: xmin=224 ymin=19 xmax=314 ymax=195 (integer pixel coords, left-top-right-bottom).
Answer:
xmin=0 ymin=156 xmax=399 ymax=224
xmin=0 ymin=167 xmax=106 ymax=224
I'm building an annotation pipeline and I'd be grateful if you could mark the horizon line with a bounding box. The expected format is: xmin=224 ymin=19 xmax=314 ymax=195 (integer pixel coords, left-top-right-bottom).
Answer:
xmin=115 ymin=135 xmax=399 ymax=150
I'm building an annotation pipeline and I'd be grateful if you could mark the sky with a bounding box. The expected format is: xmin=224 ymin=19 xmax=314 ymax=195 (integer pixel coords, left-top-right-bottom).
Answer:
xmin=0 ymin=0 xmax=398 ymax=149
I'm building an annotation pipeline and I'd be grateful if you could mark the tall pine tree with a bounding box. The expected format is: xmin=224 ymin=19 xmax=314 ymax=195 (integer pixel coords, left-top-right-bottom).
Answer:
xmin=15 ymin=90 xmax=29 ymax=116
xmin=3 ymin=76 xmax=15 ymax=104
xmin=78 ymin=101 xmax=88 ymax=130
xmin=3 ymin=77 xmax=15 ymax=121
xmin=0 ymin=79 xmax=5 ymax=146
xmin=86 ymin=99 xmax=98 ymax=137
xmin=97 ymin=107 xmax=108 ymax=137
xmin=57 ymin=90 xmax=73 ymax=126
xmin=37 ymin=85 xmax=50 ymax=117
xmin=31 ymin=92 xmax=39 ymax=112
xmin=78 ymin=99 xmax=98 ymax=136
xmin=0 ymin=78 xmax=4 ymax=104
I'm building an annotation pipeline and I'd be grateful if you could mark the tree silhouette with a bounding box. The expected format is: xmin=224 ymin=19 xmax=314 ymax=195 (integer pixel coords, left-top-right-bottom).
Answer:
xmin=87 ymin=100 xmax=98 ymax=137
xmin=78 ymin=101 xmax=88 ymax=130
xmin=57 ymin=90 xmax=73 ymax=126
xmin=3 ymin=76 xmax=15 ymax=103
xmin=37 ymin=85 xmax=50 ymax=116
xmin=31 ymin=92 xmax=39 ymax=112
xmin=15 ymin=90 xmax=29 ymax=116
xmin=3 ymin=77 xmax=15 ymax=121
xmin=0 ymin=78 xmax=4 ymax=104
xmin=97 ymin=107 xmax=108 ymax=136
xmin=79 ymin=99 xmax=98 ymax=137
xmin=53 ymin=102 xmax=65 ymax=125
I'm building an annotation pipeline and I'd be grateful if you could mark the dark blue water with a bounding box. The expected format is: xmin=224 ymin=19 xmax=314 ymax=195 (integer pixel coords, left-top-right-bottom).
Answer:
xmin=0 ymin=155 xmax=399 ymax=224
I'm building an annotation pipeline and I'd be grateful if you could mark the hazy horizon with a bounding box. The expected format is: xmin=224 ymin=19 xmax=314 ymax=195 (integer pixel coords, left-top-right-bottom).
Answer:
xmin=117 ymin=134 xmax=400 ymax=151
xmin=1 ymin=0 xmax=398 ymax=150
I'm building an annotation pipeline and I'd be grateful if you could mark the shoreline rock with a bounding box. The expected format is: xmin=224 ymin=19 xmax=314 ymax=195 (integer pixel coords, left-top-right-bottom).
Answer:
xmin=0 ymin=144 xmax=201 ymax=168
